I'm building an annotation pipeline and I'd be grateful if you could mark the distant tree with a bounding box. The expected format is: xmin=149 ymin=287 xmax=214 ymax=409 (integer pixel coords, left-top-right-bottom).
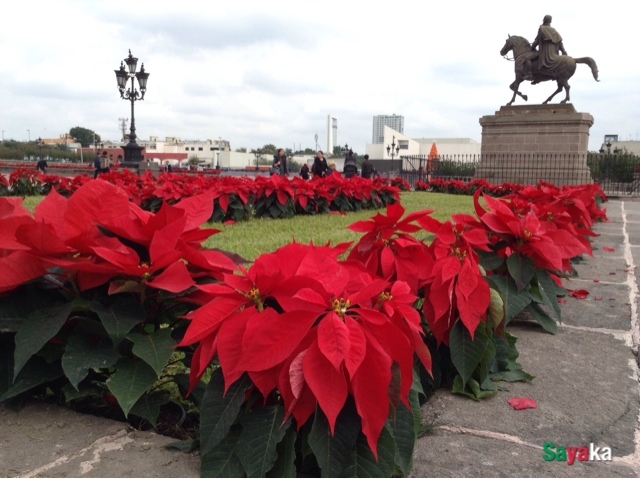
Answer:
xmin=304 ymin=148 xmax=314 ymax=155
xmin=261 ymin=143 xmax=277 ymax=154
xmin=235 ymin=147 xmax=247 ymax=153
xmin=69 ymin=127 xmax=100 ymax=147
xmin=188 ymin=155 xmax=200 ymax=167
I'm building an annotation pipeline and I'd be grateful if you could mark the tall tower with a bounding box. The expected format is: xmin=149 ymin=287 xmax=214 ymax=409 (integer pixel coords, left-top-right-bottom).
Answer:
xmin=327 ymin=115 xmax=337 ymax=154
xmin=118 ymin=117 xmax=129 ymax=142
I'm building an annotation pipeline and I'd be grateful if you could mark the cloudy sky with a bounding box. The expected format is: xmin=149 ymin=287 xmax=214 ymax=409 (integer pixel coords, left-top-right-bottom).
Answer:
xmin=1 ymin=0 xmax=637 ymax=153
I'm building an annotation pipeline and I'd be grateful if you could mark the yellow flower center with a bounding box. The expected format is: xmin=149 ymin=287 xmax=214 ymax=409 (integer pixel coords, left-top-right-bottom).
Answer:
xmin=523 ymin=230 xmax=532 ymax=238
xmin=451 ymin=247 xmax=467 ymax=260
xmin=332 ymin=298 xmax=351 ymax=318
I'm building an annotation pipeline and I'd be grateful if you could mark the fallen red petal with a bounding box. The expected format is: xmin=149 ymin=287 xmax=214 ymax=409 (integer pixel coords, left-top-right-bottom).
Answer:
xmin=568 ymin=289 xmax=589 ymax=299
xmin=593 ymin=279 xmax=600 ymax=283
xmin=508 ymin=397 xmax=537 ymax=410
xmin=594 ymin=297 xmax=602 ymax=301
xmin=557 ymin=298 xmax=567 ymax=303
xmin=602 ymin=247 xmax=615 ymax=252
xmin=224 ymin=220 xmax=235 ymax=226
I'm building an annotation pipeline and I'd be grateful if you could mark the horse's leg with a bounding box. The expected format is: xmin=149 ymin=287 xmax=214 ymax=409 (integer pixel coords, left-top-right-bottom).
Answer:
xmin=542 ymin=81 xmax=563 ymax=104
xmin=507 ymin=78 xmax=528 ymax=106
xmin=559 ymin=79 xmax=570 ymax=104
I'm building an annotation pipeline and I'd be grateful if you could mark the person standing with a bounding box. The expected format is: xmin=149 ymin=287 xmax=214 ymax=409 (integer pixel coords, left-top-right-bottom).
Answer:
xmin=36 ymin=158 xmax=48 ymax=173
xmin=100 ymin=151 xmax=110 ymax=174
xmin=93 ymin=152 xmax=101 ymax=179
xmin=312 ymin=151 xmax=329 ymax=178
xmin=300 ymin=162 xmax=310 ymax=180
xmin=343 ymin=150 xmax=358 ymax=178
xmin=361 ymin=154 xmax=373 ymax=179
xmin=273 ymin=148 xmax=288 ymax=176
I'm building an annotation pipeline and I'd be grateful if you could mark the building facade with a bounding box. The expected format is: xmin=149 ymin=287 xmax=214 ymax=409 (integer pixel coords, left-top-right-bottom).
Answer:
xmin=372 ymin=114 xmax=404 ymax=144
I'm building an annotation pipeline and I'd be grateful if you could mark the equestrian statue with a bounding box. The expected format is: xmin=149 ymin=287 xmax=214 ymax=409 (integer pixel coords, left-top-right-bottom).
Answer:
xmin=500 ymin=15 xmax=599 ymax=106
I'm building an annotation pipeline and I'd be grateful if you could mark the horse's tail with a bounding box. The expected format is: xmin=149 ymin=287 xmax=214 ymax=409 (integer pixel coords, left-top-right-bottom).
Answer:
xmin=575 ymin=57 xmax=599 ymax=82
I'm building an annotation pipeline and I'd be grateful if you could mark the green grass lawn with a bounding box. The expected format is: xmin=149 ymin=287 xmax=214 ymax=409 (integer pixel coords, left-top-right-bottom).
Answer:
xmin=13 ymin=192 xmax=475 ymax=262
xmin=205 ymin=192 xmax=474 ymax=261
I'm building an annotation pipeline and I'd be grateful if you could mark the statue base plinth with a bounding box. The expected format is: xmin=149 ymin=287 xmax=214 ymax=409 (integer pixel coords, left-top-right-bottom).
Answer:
xmin=475 ymin=104 xmax=593 ymax=186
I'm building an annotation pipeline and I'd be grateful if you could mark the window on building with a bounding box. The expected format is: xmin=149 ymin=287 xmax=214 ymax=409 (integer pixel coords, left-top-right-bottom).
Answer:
xmin=198 ymin=147 xmax=203 ymax=151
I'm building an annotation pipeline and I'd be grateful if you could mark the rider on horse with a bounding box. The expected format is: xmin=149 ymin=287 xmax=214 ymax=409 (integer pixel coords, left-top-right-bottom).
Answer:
xmin=523 ymin=15 xmax=567 ymax=81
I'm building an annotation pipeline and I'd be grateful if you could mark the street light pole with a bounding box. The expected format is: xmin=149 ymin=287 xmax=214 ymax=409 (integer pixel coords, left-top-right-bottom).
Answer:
xmin=386 ymin=136 xmax=400 ymax=174
xmin=254 ymin=149 xmax=261 ymax=172
xmin=27 ymin=129 xmax=30 ymax=142
xmin=115 ymin=50 xmax=149 ymax=167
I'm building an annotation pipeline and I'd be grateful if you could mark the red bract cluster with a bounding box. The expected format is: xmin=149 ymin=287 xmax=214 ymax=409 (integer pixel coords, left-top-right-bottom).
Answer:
xmin=0 ymin=180 xmax=237 ymax=294
xmin=179 ymin=241 xmax=432 ymax=458
xmin=475 ymin=191 xmax=594 ymax=272
xmin=419 ymin=213 xmax=491 ymax=344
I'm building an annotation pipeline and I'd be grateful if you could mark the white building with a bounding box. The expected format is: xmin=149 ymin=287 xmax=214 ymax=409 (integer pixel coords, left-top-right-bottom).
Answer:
xmin=327 ymin=115 xmax=337 ymax=154
xmin=365 ymin=126 xmax=481 ymax=169
xmin=372 ymin=114 xmax=404 ymax=144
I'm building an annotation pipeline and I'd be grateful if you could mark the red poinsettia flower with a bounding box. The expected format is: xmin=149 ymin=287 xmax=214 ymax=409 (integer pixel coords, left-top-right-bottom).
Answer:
xmin=475 ymin=193 xmax=589 ymax=272
xmin=417 ymin=213 xmax=491 ymax=344
xmin=30 ymin=180 xmax=236 ymax=292
xmin=347 ymin=202 xmax=435 ymax=293
xmin=179 ymin=242 xmax=430 ymax=459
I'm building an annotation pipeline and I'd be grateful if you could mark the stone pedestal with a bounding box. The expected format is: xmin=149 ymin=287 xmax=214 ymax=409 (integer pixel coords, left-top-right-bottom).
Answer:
xmin=475 ymin=104 xmax=594 ymax=185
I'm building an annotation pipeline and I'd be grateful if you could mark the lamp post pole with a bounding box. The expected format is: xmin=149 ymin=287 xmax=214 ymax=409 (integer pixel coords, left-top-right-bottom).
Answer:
xmin=114 ymin=50 xmax=149 ymax=167
xmin=36 ymin=137 xmax=43 ymax=159
xmin=254 ymin=149 xmax=261 ymax=172
xmin=386 ymin=135 xmax=400 ymax=175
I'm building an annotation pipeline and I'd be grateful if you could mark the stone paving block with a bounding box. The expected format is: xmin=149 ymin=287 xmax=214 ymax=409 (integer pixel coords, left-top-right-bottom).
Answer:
xmin=556 ymin=281 xmax=631 ymax=330
xmin=412 ymin=429 xmax=636 ymax=478
xmin=420 ymin=325 xmax=639 ymax=459
xmin=0 ymin=402 xmax=199 ymax=478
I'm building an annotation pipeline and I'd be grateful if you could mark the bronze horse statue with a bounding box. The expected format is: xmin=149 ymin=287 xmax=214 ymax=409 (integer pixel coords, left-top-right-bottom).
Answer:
xmin=500 ymin=35 xmax=599 ymax=106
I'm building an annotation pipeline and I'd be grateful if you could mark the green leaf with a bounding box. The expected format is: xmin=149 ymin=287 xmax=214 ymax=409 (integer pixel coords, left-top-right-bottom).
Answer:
xmin=489 ymin=369 xmax=535 ymax=382
xmin=535 ymin=270 xmax=562 ymax=321
xmin=488 ymin=288 xmax=505 ymax=328
xmin=106 ymin=358 xmax=158 ymax=417
xmin=0 ymin=357 xmax=64 ymax=401
xmin=487 ymin=275 xmax=532 ymax=323
xmin=127 ymin=329 xmax=176 ymax=376
xmin=201 ymin=425 xmax=244 ymax=478
xmin=200 ymin=370 xmax=253 ymax=456
xmin=90 ymin=298 xmax=145 ymax=347
xmin=342 ymin=427 xmax=397 ymax=478
xmin=525 ymin=303 xmax=558 ymax=334
xmin=267 ymin=426 xmax=297 ymax=477
xmin=61 ymin=335 xmax=120 ymax=390
xmin=506 ymin=254 xmax=536 ymax=292
xmin=0 ymin=285 xmax=65 ymax=333
xmin=477 ymin=250 xmax=505 ymax=271
xmin=165 ymin=438 xmax=199 ymax=453
xmin=129 ymin=391 xmax=171 ymax=427
xmin=449 ymin=320 xmax=490 ymax=387
xmin=236 ymin=405 xmax=290 ymax=477
xmin=308 ymin=402 xmax=360 ymax=477
xmin=388 ymin=401 xmax=415 ymax=475
xmin=451 ymin=376 xmax=496 ymax=400
xmin=0 ymin=335 xmax=15 ymax=396
xmin=13 ymin=302 xmax=73 ymax=380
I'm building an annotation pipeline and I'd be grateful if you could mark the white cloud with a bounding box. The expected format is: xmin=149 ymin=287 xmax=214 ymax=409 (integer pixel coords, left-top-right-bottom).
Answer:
xmin=0 ymin=0 xmax=638 ymax=150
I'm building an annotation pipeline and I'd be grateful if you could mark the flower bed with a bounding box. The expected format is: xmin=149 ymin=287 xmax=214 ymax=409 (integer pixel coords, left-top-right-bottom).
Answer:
xmin=0 ymin=176 xmax=607 ymax=477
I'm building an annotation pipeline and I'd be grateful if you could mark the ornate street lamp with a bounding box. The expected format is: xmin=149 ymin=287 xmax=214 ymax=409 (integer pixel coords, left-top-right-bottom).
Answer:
xmin=386 ymin=136 xmax=400 ymax=172
xmin=115 ymin=50 xmax=149 ymax=166
xmin=340 ymin=143 xmax=350 ymax=158
xmin=36 ymin=137 xmax=44 ymax=159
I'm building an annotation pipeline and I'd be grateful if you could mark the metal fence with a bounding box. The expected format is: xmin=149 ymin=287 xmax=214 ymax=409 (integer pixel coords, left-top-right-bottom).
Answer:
xmin=397 ymin=153 xmax=640 ymax=196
